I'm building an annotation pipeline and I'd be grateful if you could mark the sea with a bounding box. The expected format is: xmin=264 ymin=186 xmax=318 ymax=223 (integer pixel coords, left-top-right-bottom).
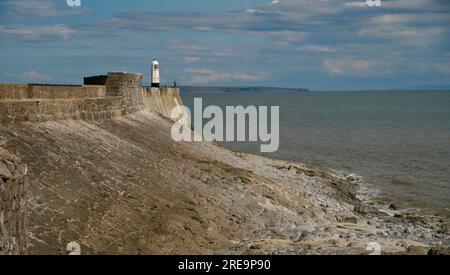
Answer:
xmin=181 ymin=90 xmax=450 ymax=217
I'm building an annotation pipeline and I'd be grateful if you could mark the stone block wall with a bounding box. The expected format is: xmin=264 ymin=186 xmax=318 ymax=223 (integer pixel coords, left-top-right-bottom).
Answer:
xmin=0 ymin=84 xmax=29 ymax=100
xmin=0 ymin=137 xmax=28 ymax=255
xmin=29 ymin=85 xmax=106 ymax=99
xmin=0 ymin=97 xmax=124 ymax=124
xmin=106 ymin=72 xmax=144 ymax=114
xmin=0 ymin=84 xmax=106 ymax=100
xmin=0 ymin=72 xmax=147 ymax=123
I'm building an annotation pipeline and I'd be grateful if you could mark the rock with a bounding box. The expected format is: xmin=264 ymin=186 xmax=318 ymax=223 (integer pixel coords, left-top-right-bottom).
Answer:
xmin=249 ymin=244 xmax=262 ymax=250
xmin=343 ymin=217 xmax=358 ymax=224
xmin=0 ymin=148 xmax=19 ymax=163
xmin=354 ymin=205 xmax=367 ymax=214
xmin=15 ymin=164 xmax=27 ymax=179
xmin=0 ymin=162 xmax=12 ymax=179
xmin=346 ymin=174 xmax=359 ymax=182
xmin=388 ymin=203 xmax=398 ymax=210
xmin=427 ymin=247 xmax=450 ymax=255
xmin=406 ymin=245 xmax=429 ymax=255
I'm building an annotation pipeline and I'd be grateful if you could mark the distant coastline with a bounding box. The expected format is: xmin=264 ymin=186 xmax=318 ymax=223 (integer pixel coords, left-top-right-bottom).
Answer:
xmin=180 ymin=86 xmax=310 ymax=93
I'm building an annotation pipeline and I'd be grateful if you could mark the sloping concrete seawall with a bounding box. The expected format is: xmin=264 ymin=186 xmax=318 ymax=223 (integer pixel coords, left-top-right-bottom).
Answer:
xmin=1 ymin=111 xmax=448 ymax=255
xmin=0 ymin=72 xmax=184 ymax=254
xmin=142 ymin=87 xmax=183 ymax=119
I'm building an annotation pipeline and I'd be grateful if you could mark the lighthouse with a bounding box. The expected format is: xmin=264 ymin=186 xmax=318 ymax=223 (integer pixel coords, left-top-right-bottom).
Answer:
xmin=151 ymin=59 xmax=160 ymax=88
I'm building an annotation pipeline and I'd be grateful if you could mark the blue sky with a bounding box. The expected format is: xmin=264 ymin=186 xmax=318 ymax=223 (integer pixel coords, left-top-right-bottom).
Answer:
xmin=0 ymin=0 xmax=449 ymax=90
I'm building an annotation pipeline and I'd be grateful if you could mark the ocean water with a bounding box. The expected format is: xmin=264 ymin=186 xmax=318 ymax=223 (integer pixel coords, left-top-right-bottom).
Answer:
xmin=181 ymin=90 xmax=450 ymax=216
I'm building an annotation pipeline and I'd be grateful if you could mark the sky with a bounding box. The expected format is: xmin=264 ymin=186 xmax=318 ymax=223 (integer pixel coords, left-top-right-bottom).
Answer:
xmin=0 ymin=0 xmax=449 ymax=90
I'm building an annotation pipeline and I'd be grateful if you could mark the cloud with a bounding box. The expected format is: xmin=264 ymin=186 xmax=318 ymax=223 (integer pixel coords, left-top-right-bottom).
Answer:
xmin=22 ymin=70 xmax=54 ymax=82
xmin=184 ymin=68 xmax=266 ymax=84
xmin=345 ymin=0 xmax=438 ymax=9
xmin=183 ymin=57 xmax=202 ymax=63
xmin=324 ymin=59 xmax=378 ymax=77
xmin=359 ymin=28 xmax=418 ymax=38
xmin=71 ymin=0 xmax=448 ymax=53
xmin=300 ymin=45 xmax=336 ymax=53
xmin=381 ymin=0 xmax=433 ymax=8
xmin=1 ymin=0 xmax=449 ymax=88
xmin=344 ymin=2 xmax=369 ymax=7
xmin=167 ymin=42 xmax=206 ymax=54
xmin=166 ymin=41 xmax=236 ymax=60
xmin=1 ymin=0 xmax=59 ymax=17
xmin=0 ymin=25 xmax=75 ymax=40
xmin=370 ymin=13 xmax=443 ymax=25
xmin=356 ymin=11 xmax=447 ymax=47
xmin=77 ymin=5 xmax=302 ymax=37
xmin=0 ymin=0 xmax=85 ymax=18
xmin=253 ymin=30 xmax=308 ymax=42
xmin=245 ymin=8 xmax=286 ymax=15
xmin=433 ymin=64 xmax=450 ymax=75
xmin=358 ymin=25 xmax=444 ymax=47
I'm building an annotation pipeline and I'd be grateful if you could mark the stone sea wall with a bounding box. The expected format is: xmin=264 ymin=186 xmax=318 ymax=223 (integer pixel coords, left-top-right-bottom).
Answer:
xmin=0 ymin=137 xmax=28 ymax=255
xmin=0 ymin=72 xmax=148 ymax=124
xmin=0 ymin=84 xmax=28 ymax=100
xmin=0 ymin=84 xmax=106 ymax=100
xmin=0 ymin=97 xmax=124 ymax=124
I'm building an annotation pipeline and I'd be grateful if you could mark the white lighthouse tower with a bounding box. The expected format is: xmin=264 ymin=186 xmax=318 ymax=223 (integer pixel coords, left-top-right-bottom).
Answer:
xmin=151 ymin=59 xmax=160 ymax=88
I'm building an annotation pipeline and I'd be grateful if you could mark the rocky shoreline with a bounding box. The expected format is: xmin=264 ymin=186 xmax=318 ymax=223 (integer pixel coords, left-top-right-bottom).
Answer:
xmin=193 ymin=143 xmax=450 ymax=255
xmin=1 ymin=110 xmax=449 ymax=254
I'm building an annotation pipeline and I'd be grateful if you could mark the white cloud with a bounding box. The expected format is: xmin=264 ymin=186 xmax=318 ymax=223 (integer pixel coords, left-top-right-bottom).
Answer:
xmin=22 ymin=70 xmax=54 ymax=82
xmin=324 ymin=59 xmax=377 ymax=76
xmin=167 ymin=42 xmax=206 ymax=53
xmin=382 ymin=0 xmax=430 ymax=8
xmin=345 ymin=0 xmax=431 ymax=8
xmin=1 ymin=0 xmax=85 ymax=17
xmin=358 ymin=25 xmax=443 ymax=47
xmin=370 ymin=13 xmax=440 ymax=25
xmin=194 ymin=26 xmax=214 ymax=32
xmin=344 ymin=2 xmax=368 ymax=7
xmin=434 ymin=64 xmax=450 ymax=75
xmin=300 ymin=45 xmax=336 ymax=53
xmin=183 ymin=56 xmax=202 ymax=63
xmin=0 ymin=25 xmax=75 ymax=40
xmin=248 ymin=30 xmax=308 ymax=43
xmin=245 ymin=8 xmax=285 ymax=15
xmin=2 ymin=0 xmax=59 ymax=17
xmin=184 ymin=68 xmax=266 ymax=84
